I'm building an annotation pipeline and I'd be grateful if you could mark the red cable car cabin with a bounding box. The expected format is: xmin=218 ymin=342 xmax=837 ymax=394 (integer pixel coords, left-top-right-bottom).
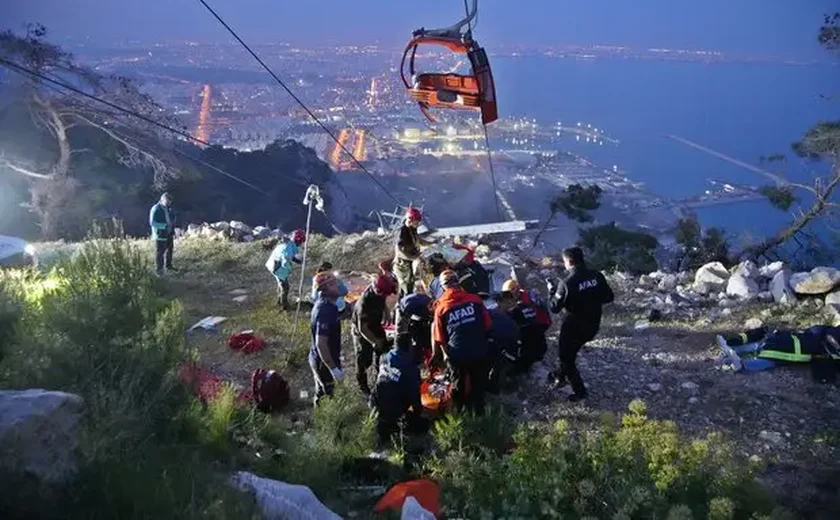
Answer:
xmin=400 ymin=34 xmax=498 ymax=125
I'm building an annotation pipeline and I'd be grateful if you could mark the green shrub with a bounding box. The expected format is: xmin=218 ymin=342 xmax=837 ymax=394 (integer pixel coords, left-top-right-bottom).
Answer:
xmin=426 ymin=400 xmax=773 ymax=519
xmin=578 ymin=223 xmax=659 ymax=274
xmin=0 ymin=238 xmax=253 ymax=518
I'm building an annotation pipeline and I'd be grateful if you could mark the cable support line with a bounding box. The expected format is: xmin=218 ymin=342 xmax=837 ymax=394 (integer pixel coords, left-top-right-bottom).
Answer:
xmin=0 ymin=56 xmax=273 ymax=195
xmin=194 ymin=0 xmax=401 ymax=206
xmin=483 ymin=123 xmax=503 ymax=221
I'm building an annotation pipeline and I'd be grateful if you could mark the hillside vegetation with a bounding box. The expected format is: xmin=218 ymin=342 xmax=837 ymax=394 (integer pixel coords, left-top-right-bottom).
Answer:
xmin=2 ymin=232 xmax=839 ymax=519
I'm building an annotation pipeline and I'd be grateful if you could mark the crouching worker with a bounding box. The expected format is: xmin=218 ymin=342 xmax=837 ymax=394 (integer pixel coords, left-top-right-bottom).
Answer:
xmin=352 ymin=274 xmax=399 ymax=396
xmin=497 ymin=289 xmax=548 ymax=374
xmin=432 ymin=269 xmax=492 ymax=415
xmin=265 ymin=230 xmax=306 ymax=311
xmin=398 ymin=282 xmax=434 ymax=365
xmin=309 ymin=272 xmax=344 ymax=406
xmin=371 ymin=332 xmax=423 ymax=449
xmin=485 ymin=297 xmax=520 ymax=393
xmin=717 ymin=325 xmax=840 ymax=373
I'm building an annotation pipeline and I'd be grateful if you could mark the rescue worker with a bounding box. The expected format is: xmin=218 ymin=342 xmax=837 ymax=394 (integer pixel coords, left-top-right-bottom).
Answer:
xmin=265 ymin=230 xmax=306 ymax=311
xmin=311 ymin=261 xmax=348 ymax=315
xmin=716 ymin=325 xmax=840 ymax=373
xmin=495 ymin=291 xmax=547 ymax=376
xmin=398 ymin=282 xmax=434 ymax=364
xmin=309 ymin=272 xmax=344 ymax=406
xmin=352 ymin=274 xmax=399 ymax=396
xmin=427 ymin=253 xmax=450 ymax=301
xmin=371 ymin=332 xmax=422 ymax=449
xmin=452 ymin=245 xmax=490 ymax=295
xmin=548 ymin=247 xmax=614 ymax=402
xmin=502 ymin=279 xmax=553 ymax=331
xmin=432 ymin=269 xmax=492 ymax=414
xmin=394 ymin=207 xmax=433 ymax=298
xmin=485 ymin=297 xmax=520 ymax=393
xmin=149 ymin=192 xmax=176 ymax=276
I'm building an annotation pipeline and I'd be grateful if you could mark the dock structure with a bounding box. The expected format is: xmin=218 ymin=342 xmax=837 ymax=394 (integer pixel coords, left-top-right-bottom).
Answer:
xmin=667 ymin=135 xmax=787 ymax=186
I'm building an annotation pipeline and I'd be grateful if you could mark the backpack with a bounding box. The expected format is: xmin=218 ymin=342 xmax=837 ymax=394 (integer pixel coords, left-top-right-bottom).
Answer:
xmin=251 ymin=369 xmax=290 ymax=413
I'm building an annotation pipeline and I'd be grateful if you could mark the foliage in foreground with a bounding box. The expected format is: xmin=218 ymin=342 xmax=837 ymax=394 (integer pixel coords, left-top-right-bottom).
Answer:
xmin=0 ymin=239 xmax=254 ymax=519
xmin=425 ymin=400 xmax=776 ymax=519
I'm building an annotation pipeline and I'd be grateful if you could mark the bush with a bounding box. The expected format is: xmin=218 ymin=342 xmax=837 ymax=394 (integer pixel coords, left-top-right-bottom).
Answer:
xmin=674 ymin=217 xmax=730 ymax=270
xmin=578 ymin=223 xmax=659 ymax=274
xmin=0 ymin=238 xmax=253 ymax=518
xmin=426 ymin=400 xmax=773 ymax=519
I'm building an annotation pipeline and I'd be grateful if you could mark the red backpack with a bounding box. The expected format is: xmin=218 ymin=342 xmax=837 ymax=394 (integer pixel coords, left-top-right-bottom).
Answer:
xmin=251 ymin=369 xmax=290 ymax=413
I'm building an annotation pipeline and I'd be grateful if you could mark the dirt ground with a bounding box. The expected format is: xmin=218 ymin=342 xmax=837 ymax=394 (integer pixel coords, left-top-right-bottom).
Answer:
xmin=159 ymin=236 xmax=840 ymax=519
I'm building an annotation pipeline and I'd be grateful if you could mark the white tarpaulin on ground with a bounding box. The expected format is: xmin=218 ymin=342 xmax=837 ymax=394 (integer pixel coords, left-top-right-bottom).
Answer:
xmin=231 ymin=472 xmax=341 ymax=520
xmin=188 ymin=316 xmax=228 ymax=332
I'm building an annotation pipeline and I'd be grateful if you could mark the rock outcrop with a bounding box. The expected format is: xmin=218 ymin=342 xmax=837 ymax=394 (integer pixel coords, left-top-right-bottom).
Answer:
xmin=0 ymin=389 xmax=84 ymax=483
xmin=693 ymin=262 xmax=730 ymax=294
xmin=790 ymin=267 xmax=840 ymax=295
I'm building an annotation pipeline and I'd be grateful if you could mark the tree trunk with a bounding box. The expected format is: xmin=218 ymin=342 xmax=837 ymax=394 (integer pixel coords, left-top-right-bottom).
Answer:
xmin=532 ymin=211 xmax=557 ymax=247
xmin=741 ymin=164 xmax=840 ymax=260
xmin=29 ymin=92 xmax=74 ymax=238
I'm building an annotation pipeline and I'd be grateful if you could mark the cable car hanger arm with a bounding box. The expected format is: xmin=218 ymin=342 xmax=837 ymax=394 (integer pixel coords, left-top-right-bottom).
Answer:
xmin=413 ymin=0 xmax=478 ymax=40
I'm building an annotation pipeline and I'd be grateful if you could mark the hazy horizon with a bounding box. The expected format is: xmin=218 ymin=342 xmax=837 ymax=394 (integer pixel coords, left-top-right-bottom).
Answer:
xmin=2 ymin=0 xmax=837 ymax=60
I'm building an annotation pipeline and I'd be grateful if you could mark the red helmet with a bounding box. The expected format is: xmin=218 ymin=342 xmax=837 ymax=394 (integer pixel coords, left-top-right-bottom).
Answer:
xmin=406 ymin=207 xmax=422 ymax=223
xmin=373 ymin=274 xmax=398 ymax=296
xmin=292 ymin=229 xmax=306 ymax=244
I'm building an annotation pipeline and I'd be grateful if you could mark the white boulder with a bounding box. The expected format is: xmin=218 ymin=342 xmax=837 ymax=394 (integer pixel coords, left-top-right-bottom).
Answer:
xmin=210 ymin=221 xmax=232 ymax=232
xmin=826 ymin=289 xmax=840 ymax=307
xmin=733 ymin=260 xmax=759 ymax=280
xmin=693 ymin=262 xmax=730 ymax=292
xmin=744 ymin=318 xmax=764 ymax=330
xmin=252 ymin=226 xmax=271 ymax=239
xmin=229 ymin=221 xmax=253 ymax=235
xmin=230 ymin=471 xmax=341 ymax=520
xmin=790 ymin=267 xmax=840 ymax=295
xmin=0 ymin=389 xmax=84 ymax=483
xmin=726 ymin=273 xmax=759 ymax=299
xmin=759 ymin=261 xmax=785 ymax=280
xmin=770 ymin=269 xmax=797 ymax=305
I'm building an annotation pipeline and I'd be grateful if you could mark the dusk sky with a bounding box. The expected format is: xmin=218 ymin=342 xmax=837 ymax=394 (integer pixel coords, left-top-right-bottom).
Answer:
xmin=2 ymin=0 xmax=837 ymax=58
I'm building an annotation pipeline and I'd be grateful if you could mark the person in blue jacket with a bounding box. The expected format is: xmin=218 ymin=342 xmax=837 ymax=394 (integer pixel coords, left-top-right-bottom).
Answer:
xmin=265 ymin=229 xmax=306 ymax=311
xmin=149 ymin=192 xmax=176 ymax=276
xmin=371 ymin=332 xmax=422 ymax=448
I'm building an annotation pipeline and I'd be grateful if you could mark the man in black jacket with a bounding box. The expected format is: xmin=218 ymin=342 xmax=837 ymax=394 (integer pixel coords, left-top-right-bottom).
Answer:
xmin=351 ymin=274 xmax=398 ymax=396
xmin=548 ymin=247 xmax=614 ymax=402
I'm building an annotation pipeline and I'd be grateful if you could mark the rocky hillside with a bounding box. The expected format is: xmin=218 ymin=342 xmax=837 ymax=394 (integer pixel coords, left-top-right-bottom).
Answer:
xmin=4 ymin=231 xmax=840 ymax=518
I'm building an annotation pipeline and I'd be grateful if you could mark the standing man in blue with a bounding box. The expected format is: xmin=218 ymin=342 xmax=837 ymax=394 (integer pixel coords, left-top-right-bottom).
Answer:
xmin=309 ymin=271 xmax=344 ymax=406
xmin=265 ymin=229 xmax=306 ymax=311
xmin=149 ymin=192 xmax=176 ymax=276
